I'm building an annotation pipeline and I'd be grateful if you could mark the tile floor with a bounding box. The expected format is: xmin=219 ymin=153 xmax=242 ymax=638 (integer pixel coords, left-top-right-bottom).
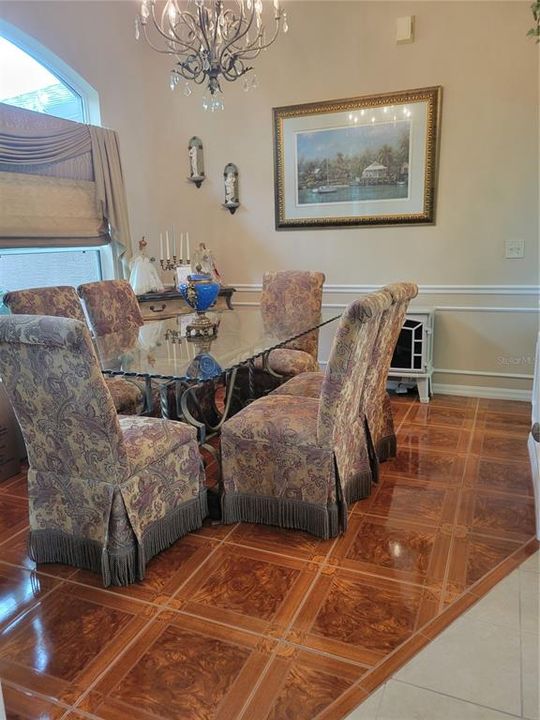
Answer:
xmin=0 ymin=393 xmax=537 ymax=719
xmin=346 ymin=549 xmax=540 ymax=720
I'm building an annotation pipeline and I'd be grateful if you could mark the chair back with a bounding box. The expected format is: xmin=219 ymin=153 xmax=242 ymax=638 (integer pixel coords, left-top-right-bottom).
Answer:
xmin=78 ymin=280 xmax=144 ymax=335
xmin=317 ymin=291 xmax=391 ymax=446
xmin=363 ymin=281 xmax=418 ymax=419
xmin=0 ymin=315 xmax=128 ymax=481
xmin=261 ymin=271 xmax=325 ymax=359
xmin=4 ymin=286 xmax=86 ymax=323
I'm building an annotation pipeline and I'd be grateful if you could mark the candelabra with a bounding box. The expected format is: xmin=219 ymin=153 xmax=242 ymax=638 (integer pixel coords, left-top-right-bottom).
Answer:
xmin=160 ymin=256 xmax=190 ymax=272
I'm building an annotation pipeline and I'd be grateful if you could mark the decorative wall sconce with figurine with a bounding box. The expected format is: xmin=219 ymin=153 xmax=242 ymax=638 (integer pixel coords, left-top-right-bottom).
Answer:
xmin=223 ymin=163 xmax=239 ymax=214
xmin=188 ymin=137 xmax=205 ymax=188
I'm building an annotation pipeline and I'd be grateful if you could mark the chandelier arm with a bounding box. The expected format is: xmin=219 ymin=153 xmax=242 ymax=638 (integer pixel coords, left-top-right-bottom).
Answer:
xmin=235 ymin=18 xmax=280 ymax=57
xmin=218 ymin=2 xmax=256 ymax=67
xmin=174 ymin=65 xmax=206 ymax=85
xmin=146 ymin=5 xmax=201 ymax=56
xmin=220 ymin=60 xmax=252 ymax=82
xmin=168 ymin=10 xmax=203 ymax=52
xmin=141 ymin=23 xmax=180 ymax=55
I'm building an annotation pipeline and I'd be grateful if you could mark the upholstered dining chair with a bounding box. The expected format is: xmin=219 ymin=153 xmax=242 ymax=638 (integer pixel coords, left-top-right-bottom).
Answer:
xmin=255 ymin=270 xmax=325 ymax=377
xmin=271 ymin=282 xmax=419 ymax=465
xmin=3 ymin=286 xmax=146 ymax=416
xmin=77 ymin=279 xmax=144 ymax=336
xmin=221 ymin=291 xmax=391 ymax=539
xmin=0 ymin=314 xmax=207 ymax=586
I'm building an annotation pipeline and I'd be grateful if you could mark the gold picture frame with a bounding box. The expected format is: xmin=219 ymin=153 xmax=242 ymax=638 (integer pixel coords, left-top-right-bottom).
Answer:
xmin=273 ymin=86 xmax=442 ymax=229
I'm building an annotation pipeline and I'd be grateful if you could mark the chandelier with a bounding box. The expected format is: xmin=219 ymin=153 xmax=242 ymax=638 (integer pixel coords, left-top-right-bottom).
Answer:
xmin=135 ymin=0 xmax=288 ymax=111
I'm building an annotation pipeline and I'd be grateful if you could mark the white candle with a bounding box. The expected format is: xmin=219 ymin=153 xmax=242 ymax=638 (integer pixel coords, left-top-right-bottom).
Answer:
xmin=160 ymin=233 xmax=163 ymax=260
xmin=186 ymin=231 xmax=190 ymax=261
xmin=180 ymin=232 xmax=184 ymax=262
xmin=165 ymin=230 xmax=170 ymax=260
xmin=172 ymin=225 xmax=176 ymax=258
xmin=167 ymin=338 xmax=171 ymax=361
xmin=172 ymin=339 xmax=177 ymax=365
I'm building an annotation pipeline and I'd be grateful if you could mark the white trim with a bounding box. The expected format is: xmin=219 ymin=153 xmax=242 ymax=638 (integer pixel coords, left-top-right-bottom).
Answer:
xmin=235 ymin=298 xmax=538 ymax=314
xmin=0 ymin=19 xmax=101 ymax=125
xmin=432 ymin=383 xmax=531 ymax=402
xmin=232 ymin=283 xmax=540 ymax=296
xmin=434 ymin=368 xmax=534 ymax=380
xmin=434 ymin=306 xmax=538 ymax=314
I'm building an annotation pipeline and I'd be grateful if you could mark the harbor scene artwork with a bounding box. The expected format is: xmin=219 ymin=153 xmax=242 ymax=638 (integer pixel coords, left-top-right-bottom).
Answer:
xmin=274 ymin=86 xmax=441 ymax=227
xmin=296 ymin=120 xmax=411 ymax=206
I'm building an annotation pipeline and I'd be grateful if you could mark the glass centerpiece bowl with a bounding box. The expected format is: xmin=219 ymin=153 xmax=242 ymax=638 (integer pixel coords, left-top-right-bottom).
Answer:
xmin=178 ymin=266 xmax=220 ymax=338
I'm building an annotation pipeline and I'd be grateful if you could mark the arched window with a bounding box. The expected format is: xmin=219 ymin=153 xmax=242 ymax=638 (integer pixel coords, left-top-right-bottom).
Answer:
xmin=0 ymin=21 xmax=100 ymax=124
xmin=0 ymin=36 xmax=85 ymax=122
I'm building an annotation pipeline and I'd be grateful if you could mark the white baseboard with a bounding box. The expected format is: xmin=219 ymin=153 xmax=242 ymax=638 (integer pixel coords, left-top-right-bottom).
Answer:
xmin=432 ymin=382 xmax=532 ymax=402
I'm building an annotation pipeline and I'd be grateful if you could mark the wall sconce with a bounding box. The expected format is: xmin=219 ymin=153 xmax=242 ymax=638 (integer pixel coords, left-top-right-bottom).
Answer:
xmin=187 ymin=136 xmax=205 ymax=188
xmin=223 ymin=162 xmax=239 ymax=214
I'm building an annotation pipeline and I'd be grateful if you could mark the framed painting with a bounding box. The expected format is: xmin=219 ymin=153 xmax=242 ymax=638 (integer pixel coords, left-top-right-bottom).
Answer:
xmin=273 ymin=86 xmax=442 ymax=229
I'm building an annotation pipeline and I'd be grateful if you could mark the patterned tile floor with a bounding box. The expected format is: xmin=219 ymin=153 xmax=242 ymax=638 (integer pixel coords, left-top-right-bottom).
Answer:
xmin=0 ymin=393 xmax=537 ymax=719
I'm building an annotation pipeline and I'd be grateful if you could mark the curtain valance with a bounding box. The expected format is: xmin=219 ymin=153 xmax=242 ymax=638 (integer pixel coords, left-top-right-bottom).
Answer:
xmin=0 ymin=125 xmax=91 ymax=166
xmin=0 ymin=104 xmax=131 ymax=277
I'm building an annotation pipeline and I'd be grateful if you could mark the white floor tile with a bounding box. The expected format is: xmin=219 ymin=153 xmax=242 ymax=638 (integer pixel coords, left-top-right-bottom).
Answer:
xmin=345 ymin=685 xmax=385 ymax=719
xmin=464 ymin=571 xmax=520 ymax=631
xmin=394 ymin=615 xmax=522 ymax=716
xmin=522 ymin=631 xmax=540 ymax=720
xmin=376 ymin=681 xmax=522 ymax=720
xmin=520 ymin=551 xmax=540 ymax=575
xmin=520 ymin=571 xmax=540 ymax=636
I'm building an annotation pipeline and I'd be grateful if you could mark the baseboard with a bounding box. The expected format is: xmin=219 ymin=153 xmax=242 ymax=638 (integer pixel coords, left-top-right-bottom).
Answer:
xmin=318 ymin=363 xmax=531 ymax=401
xmin=432 ymin=382 xmax=532 ymax=402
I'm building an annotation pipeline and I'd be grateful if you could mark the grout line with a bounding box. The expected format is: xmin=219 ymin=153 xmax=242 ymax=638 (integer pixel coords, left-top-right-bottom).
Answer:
xmin=390 ymin=679 xmax=525 ymax=719
xmin=1 ymin=679 xmax=73 ymax=716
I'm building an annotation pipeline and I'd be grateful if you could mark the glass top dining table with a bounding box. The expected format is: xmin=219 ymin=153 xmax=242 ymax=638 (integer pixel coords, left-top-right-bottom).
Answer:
xmin=94 ymin=306 xmax=342 ymax=383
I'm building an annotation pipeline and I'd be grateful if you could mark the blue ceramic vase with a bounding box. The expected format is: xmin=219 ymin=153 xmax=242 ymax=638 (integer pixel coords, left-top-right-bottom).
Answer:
xmin=178 ymin=272 xmax=220 ymax=313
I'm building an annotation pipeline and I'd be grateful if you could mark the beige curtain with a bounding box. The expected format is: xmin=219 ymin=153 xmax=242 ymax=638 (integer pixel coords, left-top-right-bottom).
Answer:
xmin=89 ymin=127 xmax=131 ymax=278
xmin=0 ymin=104 xmax=132 ymax=277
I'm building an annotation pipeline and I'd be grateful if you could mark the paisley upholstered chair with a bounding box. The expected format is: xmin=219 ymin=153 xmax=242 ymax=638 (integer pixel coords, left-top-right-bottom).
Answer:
xmin=0 ymin=314 xmax=207 ymax=586
xmin=3 ymin=286 xmax=146 ymax=416
xmin=221 ymin=291 xmax=391 ymax=538
xmin=77 ymin=279 xmax=144 ymax=336
xmin=271 ymin=282 xmax=419 ymax=465
xmin=255 ymin=270 xmax=325 ymax=377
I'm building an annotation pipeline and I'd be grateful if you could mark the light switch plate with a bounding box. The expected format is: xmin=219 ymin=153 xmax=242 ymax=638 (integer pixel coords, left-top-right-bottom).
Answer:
xmin=505 ymin=239 xmax=525 ymax=259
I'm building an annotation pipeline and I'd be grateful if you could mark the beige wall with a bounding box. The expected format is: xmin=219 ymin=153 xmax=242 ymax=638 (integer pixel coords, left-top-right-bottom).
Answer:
xmin=1 ymin=1 xmax=539 ymax=398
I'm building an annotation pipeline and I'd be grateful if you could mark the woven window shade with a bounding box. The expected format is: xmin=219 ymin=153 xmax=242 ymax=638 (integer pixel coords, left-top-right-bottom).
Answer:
xmin=0 ymin=171 xmax=107 ymax=247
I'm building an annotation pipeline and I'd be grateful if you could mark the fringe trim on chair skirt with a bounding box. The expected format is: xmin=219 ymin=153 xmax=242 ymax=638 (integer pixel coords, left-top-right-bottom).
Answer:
xmin=29 ymin=489 xmax=208 ymax=587
xmin=343 ymin=469 xmax=375 ymax=506
xmin=376 ymin=434 xmax=397 ymax=463
xmin=221 ymin=493 xmax=343 ymax=539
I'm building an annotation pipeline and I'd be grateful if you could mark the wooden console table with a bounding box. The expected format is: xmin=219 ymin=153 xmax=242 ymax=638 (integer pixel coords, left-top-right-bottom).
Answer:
xmin=137 ymin=285 xmax=236 ymax=321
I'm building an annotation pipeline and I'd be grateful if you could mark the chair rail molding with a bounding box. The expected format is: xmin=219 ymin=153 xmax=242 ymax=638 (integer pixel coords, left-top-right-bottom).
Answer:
xmin=232 ymin=283 xmax=540 ymax=296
